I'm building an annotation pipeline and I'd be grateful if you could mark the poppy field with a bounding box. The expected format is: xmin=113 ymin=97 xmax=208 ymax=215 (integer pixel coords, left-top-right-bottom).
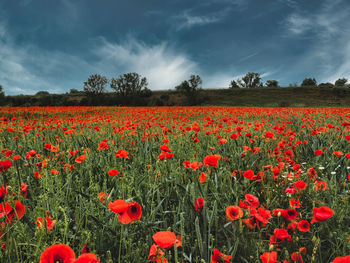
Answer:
xmin=0 ymin=106 xmax=349 ymax=263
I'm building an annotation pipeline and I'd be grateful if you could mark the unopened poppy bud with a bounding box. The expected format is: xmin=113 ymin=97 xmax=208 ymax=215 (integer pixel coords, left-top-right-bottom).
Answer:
xmin=269 ymin=245 xmax=274 ymax=251
xmin=312 ymin=236 xmax=317 ymax=243
xmin=277 ymin=211 xmax=281 ymax=217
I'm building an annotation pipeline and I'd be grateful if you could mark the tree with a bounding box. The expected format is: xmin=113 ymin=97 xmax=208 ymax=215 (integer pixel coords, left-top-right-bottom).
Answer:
xmin=301 ymin=78 xmax=317 ymax=87
xmin=241 ymin=72 xmax=263 ymax=88
xmin=36 ymin=91 xmax=50 ymax=96
xmin=70 ymin=88 xmax=80 ymax=94
xmin=110 ymin=73 xmax=148 ymax=97
xmin=265 ymin=80 xmax=279 ymax=88
xmin=229 ymin=72 xmax=263 ymax=89
xmin=229 ymin=80 xmax=240 ymax=89
xmin=83 ymin=74 xmax=108 ymax=95
xmin=335 ymin=78 xmax=347 ymax=87
xmin=175 ymin=75 xmax=202 ymax=105
xmin=0 ymin=84 xmax=5 ymax=106
xmin=318 ymin=82 xmax=334 ymax=88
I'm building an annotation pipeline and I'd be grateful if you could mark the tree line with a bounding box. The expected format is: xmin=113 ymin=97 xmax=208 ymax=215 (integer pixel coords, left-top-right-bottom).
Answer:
xmin=0 ymin=72 xmax=349 ymax=106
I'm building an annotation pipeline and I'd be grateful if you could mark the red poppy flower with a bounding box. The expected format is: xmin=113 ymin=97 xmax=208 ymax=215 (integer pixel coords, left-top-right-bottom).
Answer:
xmin=230 ymin=133 xmax=238 ymax=139
xmin=75 ymin=253 xmax=100 ymax=263
xmin=195 ymin=197 xmax=205 ymax=213
xmin=0 ymin=160 xmax=12 ymax=173
xmin=211 ymin=248 xmax=232 ymax=263
xmin=243 ymin=170 xmax=255 ymax=180
xmin=294 ymin=180 xmax=307 ymax=190
xmin=315 ymin=180 xmax=328 ymax=191
xmin=75 ymin=155 xmax=86 ymax=163
xmin=291 ymin=251 xmax=303 ymax=263
xmin=148 ymin=243 xmax=168 ymax=263
xmin=281 ymin=209 xmax=298 ymax=221
xmin=6 ymin=200 xmax=25 ymax=223
xmin=332 ymin=255 xmax=350 ymax=263
xmin=152 ymin=231 xmax=178 ymax=249
xmin=252 ymin=207 xmax=272 ymax=228
xmin=265 ymin=131 xmax=275 ymax=138
xmin=0 ymin=185 xmax=8 ymax=202
xmin=98 ymin=192 xmax=109 ymax=204
xmin=26 ymin=150 xmax=37 ymax=159
xmin=311 ymin=206 xmax=334 ymax=223
xmin=4 ymin=150 xmax=13 ymax=157
xmin=199 ymin=172 xmax=207 ymax=183
xmin=190 ymin=161 xmax=202 ymax=170
xmin=183 ymin=160 xmax=191 ymax=168
xmin=108 ymin=169 xmax=120 ymax=176
xmin=314 ymin=150 xmax=323 ymax=156
xmin=108 ymin=199 xmax=141 ymax=224
xmin=245 ymin=194 xmax=259 ymax=208
xmin=0 ymin=202 xmax=12 ymax=218
xmin=270 ymin=228 xmax=292 ymax=245
xmin=226 ymin=206 xmax=243 ymax=221
xmin=165 ymin=152 xmax=174 ymax=159
xmin=40 ymin=244 xmax=75 ymax=263
xmin=20 ymin=183 xmax=28 ymax=198
xmin=297 ymin=220 xmax=310 ymax=232
xmin=285 ymin=186 xmax=297 ymax=194
xmin=97 ymin=142 xmax=109 ymax=151
xmin=289 ymin=198 xmax=301 ymax=208
xmin=108 ymin=199 xmax=129 ymax=214
xmin=260 ymin=251 xmax=280 ymax=263
xmin=36 ymin=215 xmax=57 ymax=232
xmin=125 ymin=202 xmax=142 ymax=223
xmin=203 ymin=155 xmax=220 ymax=168
xmin=160 ymin=145 xmax=172 ymax=152
xmin=116 ymin=149 xmax=129 ymax=158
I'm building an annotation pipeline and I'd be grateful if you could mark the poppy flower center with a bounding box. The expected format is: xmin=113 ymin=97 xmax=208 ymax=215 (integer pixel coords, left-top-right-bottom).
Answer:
xmin=131 ymin=205 xmax=137 ymax=213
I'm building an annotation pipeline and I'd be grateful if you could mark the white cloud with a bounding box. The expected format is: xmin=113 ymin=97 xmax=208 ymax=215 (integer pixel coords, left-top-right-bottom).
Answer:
xmin=176 ymin=13 xmax=223 ymax=30
xmin=175 ymin=7 xmax=231 ymax=30
xmin=285 ymin=14 xmax=312 ymax=35
xmin=94 ymin=38 xmax=198 ymax=90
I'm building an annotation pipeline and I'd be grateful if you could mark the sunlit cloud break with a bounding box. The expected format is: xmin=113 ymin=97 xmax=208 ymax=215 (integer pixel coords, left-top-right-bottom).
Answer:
xmin=95 ymin=38 xmax=198 ymax=90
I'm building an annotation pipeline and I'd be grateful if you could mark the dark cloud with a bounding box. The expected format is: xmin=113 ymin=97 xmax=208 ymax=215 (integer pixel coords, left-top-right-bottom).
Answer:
xmin=0 ymin=0 xmax=350 ymax=94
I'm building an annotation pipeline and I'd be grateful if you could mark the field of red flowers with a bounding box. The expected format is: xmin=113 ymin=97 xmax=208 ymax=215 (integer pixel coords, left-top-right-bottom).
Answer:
xmin=0 ymin=106 xmax=349 ymax=263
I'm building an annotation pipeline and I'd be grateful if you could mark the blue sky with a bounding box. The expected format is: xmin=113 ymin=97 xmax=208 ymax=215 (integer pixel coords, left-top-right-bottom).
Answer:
xmin=1 ymin=0 xmax=350 ymax=95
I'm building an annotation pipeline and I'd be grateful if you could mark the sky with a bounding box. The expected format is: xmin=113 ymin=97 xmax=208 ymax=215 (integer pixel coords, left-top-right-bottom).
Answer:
xmin=1 ymin=0 xmax=350 ymax=95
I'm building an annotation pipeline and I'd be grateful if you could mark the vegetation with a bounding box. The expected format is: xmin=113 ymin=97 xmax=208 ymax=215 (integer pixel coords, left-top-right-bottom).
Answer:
xmin=230 ymin=72 xmax=263 ymax=89
xmin=83 ymin=74 xmax=108 ymax=95
xmin=335 ymin=78 xmax=348 ymax=87
xmin=175 ymin=75 xmax=202 ymax=105
xmin=301 ymin=78 xmax=317 ymax=87
xmin=265 ymin=80 xmax=279 ymax=88
xmin=0 ymin=106 xmax=349 ymax=262
xmin=2 ymin=73 xmax=350 ymax=107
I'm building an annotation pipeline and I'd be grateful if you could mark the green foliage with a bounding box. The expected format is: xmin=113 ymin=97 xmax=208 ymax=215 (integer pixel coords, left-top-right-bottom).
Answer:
xmin=335 ymin=78 xmax=348 ymax=87
xmin=265 ymin=80 xmax=279 ymax=88
xmin=0 ymin=84 xmax=5 ymax=105
xmin=83 ymin=74 xmax=108 ymax=95
xmin=110 ymin=73 xmax=148 ymax=97
xmin=318 ymin=82 xmax=334 ymax=88
xmin=35 ymin=91 xmax=50 ymax=96
xmin=0 ymin=107 xmax=349 ymax=262
xmin=69 ymin=89 xmax=80 ymax=94
xmin=229 ymin=80 xmax=240 ymax=89
xmin=230 ymin=72 xmax=263 ymax=89
xmin=175 ymin=75 xmax=202 ymax=105
xmin=301 ymin=78 xmax=317 ymax=87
